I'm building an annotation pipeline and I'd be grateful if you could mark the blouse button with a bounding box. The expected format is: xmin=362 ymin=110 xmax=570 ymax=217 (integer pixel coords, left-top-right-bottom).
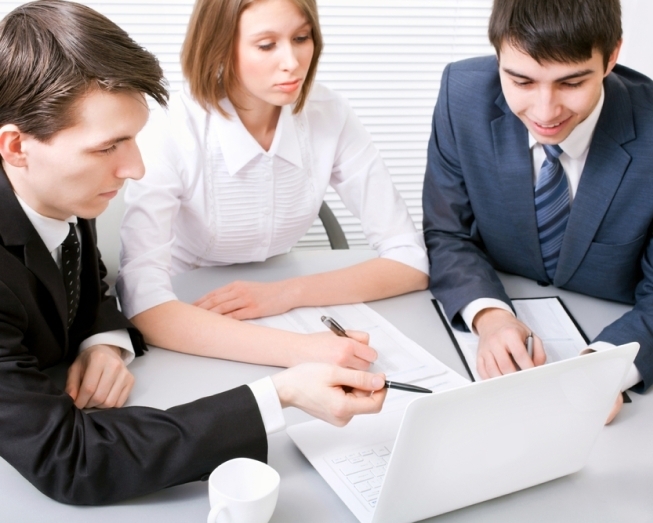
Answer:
xmin=263 ymin=207 xmax=271 ymax=215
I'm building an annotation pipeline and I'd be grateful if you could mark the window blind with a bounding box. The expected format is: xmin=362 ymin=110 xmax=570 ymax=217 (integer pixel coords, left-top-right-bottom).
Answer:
xmin=308 ymin=1 xmax=494 ymax=248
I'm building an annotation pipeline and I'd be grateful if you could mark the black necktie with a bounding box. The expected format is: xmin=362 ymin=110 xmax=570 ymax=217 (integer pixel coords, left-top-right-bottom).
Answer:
xmin=61 ymin=223 xmax=81 ymax=328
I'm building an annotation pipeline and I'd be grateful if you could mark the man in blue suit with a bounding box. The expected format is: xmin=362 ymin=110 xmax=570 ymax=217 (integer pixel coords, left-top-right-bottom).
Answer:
xmin=423 ymin=0 xmax=653 ymax=422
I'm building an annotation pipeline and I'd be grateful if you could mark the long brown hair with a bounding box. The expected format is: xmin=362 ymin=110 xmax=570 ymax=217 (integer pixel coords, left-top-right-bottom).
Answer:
xmin=181 ymin=0 xmax=323 ymax=117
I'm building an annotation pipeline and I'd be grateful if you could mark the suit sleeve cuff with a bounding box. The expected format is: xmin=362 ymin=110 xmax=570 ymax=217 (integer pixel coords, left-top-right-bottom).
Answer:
xmin=79 ymin=330 xmax=135 ymax=365
xmin=461 ymin=298 xmax=514 ymax=333
xmin=588 ymin=341 xmax=643 ymax=391
xmin=248 ymin=376 xmax=286 ymax=435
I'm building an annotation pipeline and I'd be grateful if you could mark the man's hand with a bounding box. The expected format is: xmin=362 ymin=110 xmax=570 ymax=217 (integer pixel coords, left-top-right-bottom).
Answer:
xmin=474 ymin=308 xmax=546 ymax=379
xmin=194 ymin=280 xmax=295 ymax=320
xmin=579 ymin=348 xmax=624 ymax=425
xmin=271 ymin=363 xmax=387 ymax=426
xmin=65 ymin=344 xmax=134 ymax=409
xmin=297 ymin=330 xmax=377 ymax=370
xmin=605 ymin=392 xmax=624 ymax=424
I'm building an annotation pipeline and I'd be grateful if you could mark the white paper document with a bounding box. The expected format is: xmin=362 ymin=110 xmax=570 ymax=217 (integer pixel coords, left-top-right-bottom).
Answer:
xmin=435 ymin=297 xmax=589 ymax=381
xmin=247 ymin=303 xmax=469 ymax=410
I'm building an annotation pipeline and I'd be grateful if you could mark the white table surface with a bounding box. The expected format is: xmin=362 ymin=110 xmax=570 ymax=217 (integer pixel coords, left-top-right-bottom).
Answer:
xmin=2 ymin=250 xmax=652 ymax=523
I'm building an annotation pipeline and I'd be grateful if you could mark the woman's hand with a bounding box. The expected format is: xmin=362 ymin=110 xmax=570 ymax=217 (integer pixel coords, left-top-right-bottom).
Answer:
xmin=194 ymin=280 xmax=296 ymax=319
xmin=296 ymin=330 xmax=378 ymax=370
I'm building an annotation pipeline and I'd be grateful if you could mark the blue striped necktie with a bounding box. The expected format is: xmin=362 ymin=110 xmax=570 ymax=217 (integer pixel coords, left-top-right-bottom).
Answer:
xmin=534 ymin=144 xmax=570 ymax=280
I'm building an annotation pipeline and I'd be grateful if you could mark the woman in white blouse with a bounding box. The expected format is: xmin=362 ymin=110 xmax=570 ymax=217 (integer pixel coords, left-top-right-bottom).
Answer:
xmin=117 ymin=0 xmax=429 ymax=368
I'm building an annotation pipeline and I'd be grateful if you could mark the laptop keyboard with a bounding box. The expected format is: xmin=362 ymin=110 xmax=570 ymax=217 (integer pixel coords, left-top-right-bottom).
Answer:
xmin=325 ymin=441 xmax=394 ymax=509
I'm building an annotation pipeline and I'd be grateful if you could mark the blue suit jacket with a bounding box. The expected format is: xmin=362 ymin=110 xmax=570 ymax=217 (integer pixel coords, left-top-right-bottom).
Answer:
xmin=423 ymin=56 xmax=653 ymax=392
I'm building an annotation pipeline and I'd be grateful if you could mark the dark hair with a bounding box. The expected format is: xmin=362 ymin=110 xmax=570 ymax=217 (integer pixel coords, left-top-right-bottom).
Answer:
xmin=0 ymin=0 xmax=168 ymax=141
xmin=488 ymin=0 xmax=622 ymax=69
xmin=181 ymin=0 xmax=323 ymax=117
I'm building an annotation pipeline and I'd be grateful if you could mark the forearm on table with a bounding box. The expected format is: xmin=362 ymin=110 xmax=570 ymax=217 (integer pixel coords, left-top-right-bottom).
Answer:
xmin=280 ymin=258 xmax=428 ymax=308
xmin=131 ymin=300 xmax=314 ymax=367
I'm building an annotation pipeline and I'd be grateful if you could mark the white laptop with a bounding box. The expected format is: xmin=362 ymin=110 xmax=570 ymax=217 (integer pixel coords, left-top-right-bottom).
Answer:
xmin=287 ymin=343 xmax=639 ymax=523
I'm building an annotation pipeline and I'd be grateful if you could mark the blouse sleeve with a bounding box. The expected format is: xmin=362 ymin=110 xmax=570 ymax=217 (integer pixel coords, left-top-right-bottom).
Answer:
xmin=116 ymin=107 xmax=188 ymax=319
xmin=328 ymin=94 xmax=429 ymax=275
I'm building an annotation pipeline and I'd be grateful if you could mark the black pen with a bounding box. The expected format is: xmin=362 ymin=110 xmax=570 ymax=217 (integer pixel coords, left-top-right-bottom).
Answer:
xmin=320 ymin=316 xmax=432 ymax=394
xmin=384 ymin=381 xmax=432 ymax=394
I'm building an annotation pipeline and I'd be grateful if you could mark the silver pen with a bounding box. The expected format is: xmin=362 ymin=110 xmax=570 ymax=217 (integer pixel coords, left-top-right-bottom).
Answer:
xmin=321 ymin=315 xmax=348 ymax=337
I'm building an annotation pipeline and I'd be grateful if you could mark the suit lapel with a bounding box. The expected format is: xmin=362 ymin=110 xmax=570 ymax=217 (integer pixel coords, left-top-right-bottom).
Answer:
xmin=0 ymin=168 xmax=69 ymax=334
xmin=554 ymin=74 xmax=636 ymax=287
xmin=23 ymin=234 xmax=69 ymax=328
xmin=491 ymin=93 xmax=549 ymax=281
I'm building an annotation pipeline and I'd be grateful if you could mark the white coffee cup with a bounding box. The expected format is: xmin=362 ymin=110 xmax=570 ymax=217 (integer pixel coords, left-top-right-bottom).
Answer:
xmin=207 ymin=458 xmax=280 ymax=523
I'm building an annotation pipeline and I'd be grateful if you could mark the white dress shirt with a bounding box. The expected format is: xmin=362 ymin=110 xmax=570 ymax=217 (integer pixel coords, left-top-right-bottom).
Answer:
xmin=15 ymin=194 xmax=135 ymax=364
xmin=459 ymin=88 xmax=641 ymax=390
xmin=117 ymin=83 xmax=428 ymax=319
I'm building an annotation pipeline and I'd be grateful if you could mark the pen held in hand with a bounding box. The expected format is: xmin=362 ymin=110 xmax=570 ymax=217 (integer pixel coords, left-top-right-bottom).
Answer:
xmin=320 ymin=316 xmax=432 ymax=394
xmin=321 ymin=315 xmax=348 ymax=337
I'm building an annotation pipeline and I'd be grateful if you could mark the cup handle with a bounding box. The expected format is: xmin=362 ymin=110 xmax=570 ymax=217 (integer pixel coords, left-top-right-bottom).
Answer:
xmin=207 ymin=500 xmax=227 ymax=523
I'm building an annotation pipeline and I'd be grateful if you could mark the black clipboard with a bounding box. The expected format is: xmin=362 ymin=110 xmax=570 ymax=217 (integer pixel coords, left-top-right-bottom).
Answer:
xmin=432 ymin=297 xmax=632 ymax=403
xmin=432 ymin=299 xmax=476 ymax=382
xmin=433 ymin=296 xmax=590 ymax=379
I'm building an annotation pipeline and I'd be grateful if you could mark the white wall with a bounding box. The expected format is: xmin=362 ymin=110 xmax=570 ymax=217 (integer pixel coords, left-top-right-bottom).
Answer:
xmin=620 ymin=0 xmax=653 ymax=79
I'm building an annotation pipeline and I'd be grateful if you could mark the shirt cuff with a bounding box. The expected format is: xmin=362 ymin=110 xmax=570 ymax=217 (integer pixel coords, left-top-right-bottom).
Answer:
xmin=588 ymin=341 xmax=643 ymax=391
xmin=79 ymin=330 xmax=135 ymax=365
xmin=461 ymin=298 xmax=514 ymax=333
xmin=248 ymin=376 xmax=286 ymax=435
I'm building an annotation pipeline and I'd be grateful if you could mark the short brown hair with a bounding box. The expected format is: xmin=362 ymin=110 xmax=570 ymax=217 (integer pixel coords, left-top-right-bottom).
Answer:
xmin=181 ymin=0 xmax=323 ymax=117
xmin=488 ymin=0 xmax=622 ymax=69
xmin=0 ymin=0 xmax=168 ymax=142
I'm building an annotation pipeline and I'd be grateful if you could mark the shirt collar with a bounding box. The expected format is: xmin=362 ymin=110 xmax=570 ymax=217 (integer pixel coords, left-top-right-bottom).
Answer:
xmin=15 ymin=193 xmax=77 ymax=253
xmin=529 ymin=86 xmax=605 ymax=159
xmin=215 ymin=99 xmax=303 ymax=176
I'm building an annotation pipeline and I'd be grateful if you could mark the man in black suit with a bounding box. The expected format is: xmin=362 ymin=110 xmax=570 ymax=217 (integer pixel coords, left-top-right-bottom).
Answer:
xmin=0 ymin=0 xmax=386 ymax=505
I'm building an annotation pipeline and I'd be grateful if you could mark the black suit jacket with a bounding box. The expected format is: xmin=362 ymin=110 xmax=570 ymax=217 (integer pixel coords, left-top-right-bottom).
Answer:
xmin=0 ymin=167 xmax=267 ymax=505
